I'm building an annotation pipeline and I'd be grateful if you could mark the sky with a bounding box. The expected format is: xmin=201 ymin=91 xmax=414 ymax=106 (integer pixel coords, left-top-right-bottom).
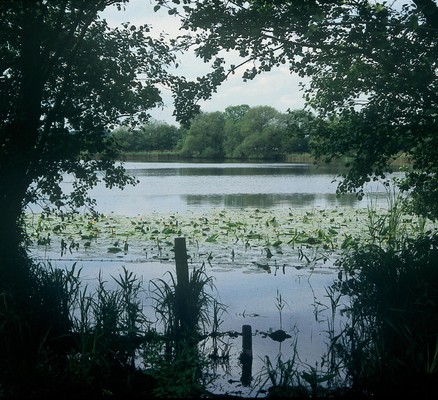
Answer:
xmin=100 ymin=0 xmax=308 ymax=125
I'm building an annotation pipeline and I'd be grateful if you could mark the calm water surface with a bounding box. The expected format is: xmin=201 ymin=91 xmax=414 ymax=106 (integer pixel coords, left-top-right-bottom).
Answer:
xmin=81 ymin=162 xmax=395 ymax=215
xmin=35 ymin=162 xmax=401 ymax=396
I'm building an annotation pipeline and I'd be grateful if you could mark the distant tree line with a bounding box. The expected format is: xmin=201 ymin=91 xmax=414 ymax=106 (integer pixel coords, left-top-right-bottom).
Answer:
xmin=112 ymin=120 xmax=182 ymax=152
xmin=111 ymin=105 xmax=314 ymax=160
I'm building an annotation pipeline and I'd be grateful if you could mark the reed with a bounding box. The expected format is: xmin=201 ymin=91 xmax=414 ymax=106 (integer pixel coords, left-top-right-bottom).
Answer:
xmin=275 ymin=289 xmax=286 ymax=330
xmin=66 ymin=266 xmax=153 ymax=394
xmin=255 ymin=188 xmax=438 ymax=398
xmin=365 ymin=186 xmax=406 ymax=247
xmin=256 ymin=349 xmax=308 ymax=397
xmin=145 ymin=263 xmax=225 ymax=397
xmin=329 ymin=222 xmax=438 ymax=397
xmin=149 ymin=263 xmax=222 ymax=344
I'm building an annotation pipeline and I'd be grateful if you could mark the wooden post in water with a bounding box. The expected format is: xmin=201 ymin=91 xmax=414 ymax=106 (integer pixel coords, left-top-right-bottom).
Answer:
xmin=174 ymin=237 xmax=190 ymax=334
xmin=240 ymin=324 xmax=253 ymax=386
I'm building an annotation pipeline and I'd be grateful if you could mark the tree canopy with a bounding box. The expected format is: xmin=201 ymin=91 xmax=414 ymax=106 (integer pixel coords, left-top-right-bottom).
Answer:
xmin=0 ymin=0 xmax=199 ymax=287
xmin=1 ymin=1 xmax=171 ymax=213
xmin=157 ymin=0 xmax=438 ymax=219
xmin=112 ymin=120 xmax=183 ymax=152
xmin=179 ymin=106 xmax=312 ymax=159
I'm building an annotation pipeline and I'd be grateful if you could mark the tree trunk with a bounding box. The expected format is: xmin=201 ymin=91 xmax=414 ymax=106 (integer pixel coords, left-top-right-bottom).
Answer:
xmin=0 ymin=160 xmax=31 ymax=292
xmin=0 ymin=3 xmax=44 ymax=291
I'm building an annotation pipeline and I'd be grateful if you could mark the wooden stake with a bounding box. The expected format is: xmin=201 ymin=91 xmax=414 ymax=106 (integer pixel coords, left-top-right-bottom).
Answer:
xmin=240 ymin=324 xmax=253 ymax=386
xmin=174 ymin=237 xmax=190 ymax=333
xmin=175 ymin=237 xmax=189 ymax=290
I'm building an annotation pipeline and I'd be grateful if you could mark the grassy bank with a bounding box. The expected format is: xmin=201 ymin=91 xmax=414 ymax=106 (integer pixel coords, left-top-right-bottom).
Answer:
xmin=119 ymin=151 xmax=411 ymax=166
xmin=123 ymin=150 xmax=315 ymax=163
xmin=120 ymin=151 xmax=319 ymax=163
xmin=120 ymin=150 xmax=182 ymax=162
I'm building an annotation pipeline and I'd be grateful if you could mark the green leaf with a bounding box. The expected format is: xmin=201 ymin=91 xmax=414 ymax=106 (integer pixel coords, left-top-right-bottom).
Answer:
xmin=206 ymin=234 xmax=219 ymax=243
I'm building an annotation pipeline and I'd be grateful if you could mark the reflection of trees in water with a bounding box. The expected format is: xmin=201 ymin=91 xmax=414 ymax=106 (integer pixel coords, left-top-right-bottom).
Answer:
xmin=129 ymin=163 xmax=347 ymax=178
xmin=184 ymin=193 xmax=371 ymax=209
xmin=177 ymin=166 xmax=315 ymax=177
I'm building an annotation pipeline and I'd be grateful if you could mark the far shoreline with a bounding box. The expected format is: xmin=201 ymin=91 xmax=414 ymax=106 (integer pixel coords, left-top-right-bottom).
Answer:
xmin=118 ymin=151 xmax=410 ymax=167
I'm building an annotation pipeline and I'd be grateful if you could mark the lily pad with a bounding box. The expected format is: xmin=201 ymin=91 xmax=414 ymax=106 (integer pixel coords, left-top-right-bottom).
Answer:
xmin=107 ymin=246 xmax=122 ymax=253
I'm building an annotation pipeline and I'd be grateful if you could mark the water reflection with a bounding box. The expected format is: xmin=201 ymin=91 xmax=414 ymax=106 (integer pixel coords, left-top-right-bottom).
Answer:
xmin=69 ymin=259 xmax=338 ymax=398
xmin=125 ymin=162 xmax=344 ymax=178
xmin=55 ymin=162 xmax=400 ymax=215
xmin=184 ymin=192 xmax=382 ymax=209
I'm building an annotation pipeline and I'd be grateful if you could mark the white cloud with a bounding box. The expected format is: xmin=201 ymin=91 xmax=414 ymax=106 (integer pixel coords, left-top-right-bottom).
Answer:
xmin=199 ymin=71 xmax=307 ymax=113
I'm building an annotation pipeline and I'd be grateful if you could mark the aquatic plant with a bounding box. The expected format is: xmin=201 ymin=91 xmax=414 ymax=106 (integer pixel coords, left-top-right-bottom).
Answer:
xmin=23 ymin=201 xmax=438 ymax=397
xmin=65 ymin=266 xmax=154 ymax=394
xmin=275 ymin=289 xmax=286 ymax=330
xmin=145 ymin=258 xmax=226 ymax=397
xmin=149 ymin=262 xmax=224 ymax=344
xmin=330 ymin=230 xmax=438 ymax=397
xmin=25 ymin=205 xmax=434 ymax=276
xmin=256 ymin=348 xmax=306 ymax=397
xmin=365 ymin=187 xmax=407 ymax=247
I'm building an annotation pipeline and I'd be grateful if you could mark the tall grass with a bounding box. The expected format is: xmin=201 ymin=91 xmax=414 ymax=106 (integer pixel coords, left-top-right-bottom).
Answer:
xmin=1 ymin=247 xmax=227 ymax=398
xmin=149 ymin=263 xmax=222 ymax=343
xmin=345 ymin=188 xmax=437 ymax=396
xmin=64 ymin=266 xmax=157 ymax=396
xmin=0 ymin=260 xmax=82 ymax=397
xmin=365 ymin=186 xmax=407 ymax=247
xmin=145 ymin=263 xmax=226 ymax=397
xmin=329 ymin=205 xmax=438 ymax=397
xmin=254 ymin=188 xmax=438 ymax=398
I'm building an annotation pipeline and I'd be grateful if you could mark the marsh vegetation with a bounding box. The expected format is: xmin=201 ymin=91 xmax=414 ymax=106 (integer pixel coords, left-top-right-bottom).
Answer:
xmin=3 ymin=1 xmax=438 ymax=398
xmin=19 ymin=165 xmax=437 ymax=398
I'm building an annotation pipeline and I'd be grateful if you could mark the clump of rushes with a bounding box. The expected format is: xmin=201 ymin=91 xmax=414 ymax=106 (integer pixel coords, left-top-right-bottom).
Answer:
xmin=149 ymin=263 xmax=222 ymax=345
xmin=330 ymin=229 xmax=438 ymax=398
xmin=365 ymin=187 xmax=406 ymax=247
xmin=256 ymin=348 xmax=305 ymax=398
xmin=67 ymin=266 xmax=155 ymax=396
xmin=146 ymin=263 xmax=226 ymax=397
xmin=0 ymin=260 xmax=82 ymax=399
xmin=1 ymin=261 xmax=158 ymax=398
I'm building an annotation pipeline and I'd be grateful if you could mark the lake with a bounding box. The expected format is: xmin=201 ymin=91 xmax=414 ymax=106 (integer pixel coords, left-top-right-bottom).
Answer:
xmin=79 ymin=161 xmax=395 ymax=215
xmin=30 ymin=161 xmax=400 ymax=397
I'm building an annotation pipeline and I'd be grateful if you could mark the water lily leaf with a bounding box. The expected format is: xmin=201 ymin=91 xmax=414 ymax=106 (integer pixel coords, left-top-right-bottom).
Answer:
xmin=206 ymin=234 xmax=219 ymax=243
xmin=341 ymin=236 xmax=357 ymax=249
xmin=162 ymin=227 xmax=179 ymax=235
xmin=246 ymin=233 xmax=262 ymax=239
xmin=306 ymin=236 xmax=321 ymax=245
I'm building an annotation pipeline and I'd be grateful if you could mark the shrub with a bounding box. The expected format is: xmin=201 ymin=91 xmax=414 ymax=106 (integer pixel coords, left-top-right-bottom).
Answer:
xmin=331 ymin=231 xmax=438 ymax=397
